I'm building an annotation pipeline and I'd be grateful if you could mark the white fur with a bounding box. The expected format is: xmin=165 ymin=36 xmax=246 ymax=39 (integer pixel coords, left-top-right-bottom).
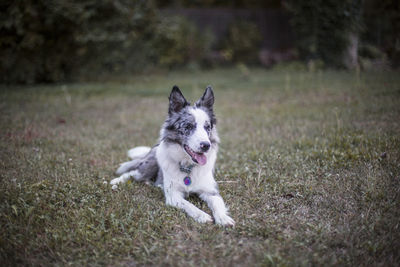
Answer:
xmin=110 ymin=170 xmax=141 ymax=185
xmin=127 ymin=146 xmax=151 ymax=159
xmin=187 ymin=109 xmax=211 ymax=152
xmin=199 ymin=192 xmax=235 ymax=225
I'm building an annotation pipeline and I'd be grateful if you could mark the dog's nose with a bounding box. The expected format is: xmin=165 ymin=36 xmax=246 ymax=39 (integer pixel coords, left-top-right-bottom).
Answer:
xmin=200 ymin=142 xmax=210 ymax=152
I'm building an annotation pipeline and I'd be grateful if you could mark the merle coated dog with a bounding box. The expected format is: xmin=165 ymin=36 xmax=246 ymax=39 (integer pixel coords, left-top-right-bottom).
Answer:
xmin=110 ymin=86 xmax=234 ymax=226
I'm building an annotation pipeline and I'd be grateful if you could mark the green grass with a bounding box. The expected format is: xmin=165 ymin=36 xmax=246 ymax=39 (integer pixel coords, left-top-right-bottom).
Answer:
xmin=1 ymin=68 xmax=399 ymax=266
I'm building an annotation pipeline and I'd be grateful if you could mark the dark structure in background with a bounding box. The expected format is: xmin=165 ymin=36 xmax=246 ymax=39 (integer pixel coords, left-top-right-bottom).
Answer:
xmin=162 ymin=8 xmax=295 ymax=67
xmin=163 ymin=8 xmax=293 ymax=50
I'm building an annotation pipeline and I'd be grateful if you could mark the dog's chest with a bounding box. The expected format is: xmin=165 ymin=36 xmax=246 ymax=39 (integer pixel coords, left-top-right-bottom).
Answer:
xmin=173 ymin=164 xmax=206 ymax=193
xmin=177 ymin=162 xmax=197 ymax=191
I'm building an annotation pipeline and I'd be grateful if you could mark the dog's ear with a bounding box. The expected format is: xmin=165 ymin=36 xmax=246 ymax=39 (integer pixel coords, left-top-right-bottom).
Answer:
xmin=196 ymin=86 xmax=214 ymax=110
xmin=169 ymin=86 xmax=189 ymax=114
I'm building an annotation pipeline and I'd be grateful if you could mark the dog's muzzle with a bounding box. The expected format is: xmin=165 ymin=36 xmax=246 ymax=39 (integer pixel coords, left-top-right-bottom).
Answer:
xmin=184 ymin=144 xmax=207 ymax=165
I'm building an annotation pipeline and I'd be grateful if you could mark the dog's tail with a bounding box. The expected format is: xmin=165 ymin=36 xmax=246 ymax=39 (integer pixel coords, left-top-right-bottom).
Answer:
xmin=127 ymin=146 xmax=151 ymax=159
xmin=116 ymin=146 xmax=151 ymax=175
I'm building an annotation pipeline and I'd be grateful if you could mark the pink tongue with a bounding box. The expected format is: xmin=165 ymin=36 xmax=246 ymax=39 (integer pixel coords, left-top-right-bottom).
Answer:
xmin=194 ymin=153 xmax=207 ymax=165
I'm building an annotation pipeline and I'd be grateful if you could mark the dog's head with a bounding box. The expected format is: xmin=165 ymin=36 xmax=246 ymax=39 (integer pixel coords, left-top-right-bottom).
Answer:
xmin=161 ymin=85 xmax=219 ymax=165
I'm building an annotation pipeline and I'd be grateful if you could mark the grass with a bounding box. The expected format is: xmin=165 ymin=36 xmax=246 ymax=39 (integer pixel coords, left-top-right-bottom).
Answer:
xmin=1 ymin=67 xmax=399 ymax=266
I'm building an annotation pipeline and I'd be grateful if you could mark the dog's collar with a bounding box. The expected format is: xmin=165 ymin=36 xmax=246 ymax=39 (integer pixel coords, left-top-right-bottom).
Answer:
xmin=179 ymin=162 xmax=195 ymax=174
xmin=179 ymin=162 xmax=195 ymax=186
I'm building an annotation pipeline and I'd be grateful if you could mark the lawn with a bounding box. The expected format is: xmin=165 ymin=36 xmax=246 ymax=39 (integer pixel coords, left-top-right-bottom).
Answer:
xmin=1 ymin=68 xmax=399 ymax=266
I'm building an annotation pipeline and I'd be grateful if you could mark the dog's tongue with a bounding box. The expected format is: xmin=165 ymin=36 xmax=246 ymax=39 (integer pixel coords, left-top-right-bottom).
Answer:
xmin=194 ymin=153 xmax=207 ymax=165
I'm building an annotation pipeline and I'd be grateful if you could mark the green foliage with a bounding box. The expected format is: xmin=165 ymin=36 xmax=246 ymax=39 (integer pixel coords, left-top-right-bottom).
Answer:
xmin=285 ymin=0 xmax=363 ymax=68
xmin=358 ymin=43 xmax=390 ymax=69
xmin=153 ymin=16 xmax=214 ymax=67
xmin=0 ymin=0 xmax=157 ymax=84
xmin=221 ymin=20 xmax=262 ymax=64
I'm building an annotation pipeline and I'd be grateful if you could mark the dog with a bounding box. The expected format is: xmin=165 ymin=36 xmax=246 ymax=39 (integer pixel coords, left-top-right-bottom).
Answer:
xmin=110 ymin=86 xmax=235 ymax=226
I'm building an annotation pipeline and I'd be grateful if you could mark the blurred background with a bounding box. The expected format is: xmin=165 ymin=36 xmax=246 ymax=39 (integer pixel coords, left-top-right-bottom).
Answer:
xmin=1 ymin=0 xmax=398 ymax=84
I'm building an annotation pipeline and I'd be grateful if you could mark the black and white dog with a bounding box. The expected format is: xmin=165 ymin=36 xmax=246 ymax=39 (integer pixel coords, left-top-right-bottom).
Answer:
xmin=110 ymin=86 xmax=235 ymax=226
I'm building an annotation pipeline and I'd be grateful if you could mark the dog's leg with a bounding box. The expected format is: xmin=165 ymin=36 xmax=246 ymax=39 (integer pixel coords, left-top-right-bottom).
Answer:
xmin=116 ymin=159 xmax=140 ymax=175
xmin=165 ymin=190 xmax=212 ymax=223
xmin=110 ymin=170 xmax=141 ymax=185
xmin=200 ymin=193 xmax=235 ymax=226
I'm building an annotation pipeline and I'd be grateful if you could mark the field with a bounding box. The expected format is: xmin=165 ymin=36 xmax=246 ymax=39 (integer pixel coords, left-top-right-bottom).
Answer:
xmin=1 ymin=68 xmax=399 ymax=266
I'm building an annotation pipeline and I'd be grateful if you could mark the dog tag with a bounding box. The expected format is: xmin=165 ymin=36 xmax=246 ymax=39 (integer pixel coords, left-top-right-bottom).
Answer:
xmin=183 ymin=176 xmax=191 ymax=186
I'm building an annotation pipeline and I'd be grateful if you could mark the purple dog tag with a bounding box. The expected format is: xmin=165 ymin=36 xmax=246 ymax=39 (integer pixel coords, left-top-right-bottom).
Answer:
xmin=183 ymin=176 xmax=191 ymax=186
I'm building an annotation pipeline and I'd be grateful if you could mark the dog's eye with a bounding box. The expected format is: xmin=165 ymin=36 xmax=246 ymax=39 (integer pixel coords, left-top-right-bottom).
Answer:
xmin=185 ymin=123 xmax=194 ymax=131
xmin=204 ymin=124 xmax=211 ymax=132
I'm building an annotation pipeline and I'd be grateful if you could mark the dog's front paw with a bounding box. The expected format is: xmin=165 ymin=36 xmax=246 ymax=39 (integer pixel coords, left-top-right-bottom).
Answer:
xmin=214 ymin=214 xmax=235 ymax=227
xmin=110 ymin=176 xmax=123 ymax=185
xmin=193 ymin=211 xmax=213 ymax=224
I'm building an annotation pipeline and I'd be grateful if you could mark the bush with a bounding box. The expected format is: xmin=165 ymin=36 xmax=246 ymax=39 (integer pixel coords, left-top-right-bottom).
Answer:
xmin=285 ymin=0 xmax=363 ymax=68
xmin=221 ymin=20 xmax=262 ymax=64
xmin=362 ymin=0 xmax=400 ymax=67
xmin=358 ymin=44 xmax=389 ymax=70
xmin=0 ymin=0 xmax=157 ymax=84
xmin=153 ymin=16 xmax=214 ymax=68
xmin=359 ymin=44 xmax=386 ymax=60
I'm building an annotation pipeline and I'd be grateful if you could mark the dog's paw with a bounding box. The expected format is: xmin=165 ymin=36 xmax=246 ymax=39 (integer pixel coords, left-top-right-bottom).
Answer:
xmin=193 ymin=211 xmax=213 ymax=224
xmin=110 ymin=171 xmax=136 ymax=185
xmin=110 ymin=176 xmax=124 ymax=185
xmin=214 ymin=214 xmax=235 ymax=227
